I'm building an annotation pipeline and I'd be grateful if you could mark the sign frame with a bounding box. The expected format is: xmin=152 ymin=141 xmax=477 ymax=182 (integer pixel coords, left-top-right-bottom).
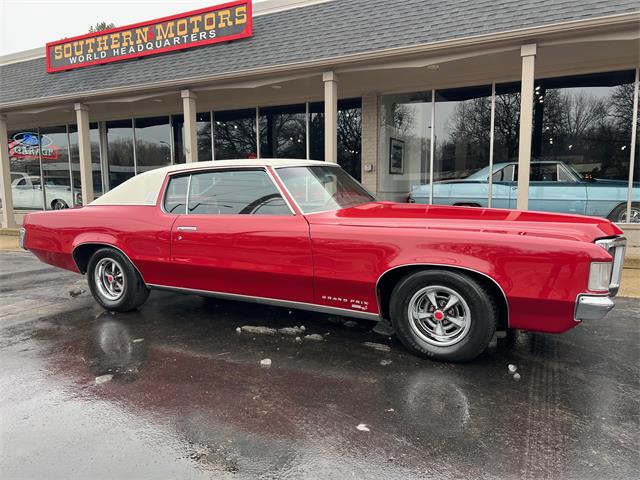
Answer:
xmin=46 ymin=0 xmax=252 ymax=73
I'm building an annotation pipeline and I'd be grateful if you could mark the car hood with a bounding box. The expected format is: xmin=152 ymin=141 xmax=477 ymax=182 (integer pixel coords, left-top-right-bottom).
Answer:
xmin=306 ymin=202 xmax=622 ymax=243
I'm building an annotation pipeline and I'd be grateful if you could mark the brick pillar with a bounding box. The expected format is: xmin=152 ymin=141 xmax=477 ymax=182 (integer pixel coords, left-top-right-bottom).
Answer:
xmin=361 ymin=92 xmax=379 ymax=195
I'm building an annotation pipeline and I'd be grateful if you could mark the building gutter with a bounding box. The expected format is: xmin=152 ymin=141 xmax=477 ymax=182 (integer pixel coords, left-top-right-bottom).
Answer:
xmin=1 ymin=11 xmax=638 ymax=111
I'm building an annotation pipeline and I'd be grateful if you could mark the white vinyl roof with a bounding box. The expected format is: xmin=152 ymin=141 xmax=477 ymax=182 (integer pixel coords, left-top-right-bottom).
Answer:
xmin=90 ymin=159 xmax=329 ymax=206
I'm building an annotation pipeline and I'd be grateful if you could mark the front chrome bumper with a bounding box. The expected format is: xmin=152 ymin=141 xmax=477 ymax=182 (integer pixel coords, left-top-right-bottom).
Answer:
xmin=574 ymin=236 xmax=626 ymax=322
xmin=19 ymin=227 xmax=26 ymax=249
xmin=575 ymin=294 xmax=615 ymax=321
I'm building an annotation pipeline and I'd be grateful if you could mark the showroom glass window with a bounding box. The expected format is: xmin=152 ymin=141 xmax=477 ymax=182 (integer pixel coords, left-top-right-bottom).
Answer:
xmin=493 ymin=82 xmax=521 ymax=164
xmin=106 ymin=119 xmax=135 ymax=189
xmin=309 ymin=98 xmax=363 ymax=181
xmin=135 ymin=116 xmax=171 ymax=173
xmin=172 ymin=112 xmax=212 ymax=163
xmin=530 ymin=70 xmax=637 ymax=221
xmin=378 ymin=91 xmax=432 ymax=201
xmin=213 ymin=109 xmax=257 ymax=160
xmin=432 ymin=86 xmax=492 ymax=183
xmin=69 ymin=123 xmax=103 ymax=200
xmin=7 ymin=129 xmax=44 ymax=210
xmin=39 ymin=126 xmax=72 ymax=210
xmin=259 ymin=104 xmax=306 ymax=159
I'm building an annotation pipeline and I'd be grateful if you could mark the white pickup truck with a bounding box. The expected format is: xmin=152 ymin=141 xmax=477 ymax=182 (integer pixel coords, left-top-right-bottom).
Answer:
xmin=10 ymin=172 xmax=81 ymax=210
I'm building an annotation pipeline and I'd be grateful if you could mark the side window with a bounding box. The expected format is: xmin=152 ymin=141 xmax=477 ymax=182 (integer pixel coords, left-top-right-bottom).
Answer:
xmin=188 ymin=169 xmax=291 ymax=215
xmin=557 ymin=164 xmax=576 ymax=183
xmin=164 ymin=175 xmax=189 ymax=214
xmin=493 ymin=164 xmax=515 ymax=182
xmin=530 ymin=164 xmax=558 ymax=182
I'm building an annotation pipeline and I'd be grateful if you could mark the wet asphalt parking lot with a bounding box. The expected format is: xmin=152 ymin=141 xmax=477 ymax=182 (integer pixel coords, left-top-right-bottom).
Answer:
xmin=0 ymin=250 xmax=639 ymax=479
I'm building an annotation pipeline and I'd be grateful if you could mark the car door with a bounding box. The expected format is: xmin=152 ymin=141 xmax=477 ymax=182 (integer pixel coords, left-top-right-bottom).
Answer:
xmin=490 ymin=164 xmax=516 ymax=209
xmin=166 ymin=167 xmax=314 ymax=304
xmin=509 ymin=163 xmax=587 ymax=214
xmin=12 ymin=177 xmax=36 ymax=209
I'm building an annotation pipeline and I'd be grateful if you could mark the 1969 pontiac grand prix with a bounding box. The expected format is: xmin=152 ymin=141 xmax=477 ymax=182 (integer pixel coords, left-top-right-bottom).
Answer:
xmin=21 ymin=159 xmax=627 ymax=361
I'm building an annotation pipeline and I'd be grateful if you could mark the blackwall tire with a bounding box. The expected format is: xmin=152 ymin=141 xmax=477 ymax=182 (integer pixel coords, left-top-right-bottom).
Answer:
xmin=87 ymin=248 xmax=149 ymax=312
xmin=608 ymin=202 xmax=640 ymax=224
xmin=52 ymin=200 xmax=69 ymax=210
xmin=389 ymin=269 xmax=497 ymax=362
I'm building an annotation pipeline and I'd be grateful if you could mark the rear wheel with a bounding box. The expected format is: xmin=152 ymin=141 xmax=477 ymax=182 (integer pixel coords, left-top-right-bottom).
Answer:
xmin=87 ymin=248 xmax=149 ymax=312
xmin=52 ymin=199 xmax=69 ymax=210
xmin=389 ymin=270 xmax=497 ymax=362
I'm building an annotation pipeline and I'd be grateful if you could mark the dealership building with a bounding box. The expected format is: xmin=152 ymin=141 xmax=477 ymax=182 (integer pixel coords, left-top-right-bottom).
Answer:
xmin=0 ymin=0 xmax=638 ymax=232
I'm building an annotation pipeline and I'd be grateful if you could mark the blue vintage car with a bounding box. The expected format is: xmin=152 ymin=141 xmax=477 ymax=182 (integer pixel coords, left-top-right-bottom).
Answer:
xmin=408 ymin=161 xmax=640 ymax=223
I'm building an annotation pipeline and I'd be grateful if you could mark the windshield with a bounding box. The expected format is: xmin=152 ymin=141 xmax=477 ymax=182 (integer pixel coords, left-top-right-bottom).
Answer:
xmin=276 ymin=165 xmax=375 ymax=214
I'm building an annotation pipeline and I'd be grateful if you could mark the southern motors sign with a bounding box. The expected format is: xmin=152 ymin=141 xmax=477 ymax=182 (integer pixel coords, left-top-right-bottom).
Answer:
xmin=46 ymin=0 xmax=252 ymax=73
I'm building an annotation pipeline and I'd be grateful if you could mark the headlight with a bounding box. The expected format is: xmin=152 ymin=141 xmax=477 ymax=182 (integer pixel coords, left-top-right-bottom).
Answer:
xmin=588 ymin=262 xmax=612 ymax=291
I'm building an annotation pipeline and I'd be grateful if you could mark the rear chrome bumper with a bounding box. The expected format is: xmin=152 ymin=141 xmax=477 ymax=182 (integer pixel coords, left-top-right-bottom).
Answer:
xmin=19 ymin=227 xmax=26 ymax=249
xmin=575 ymin=294 xmax=615 ymax=321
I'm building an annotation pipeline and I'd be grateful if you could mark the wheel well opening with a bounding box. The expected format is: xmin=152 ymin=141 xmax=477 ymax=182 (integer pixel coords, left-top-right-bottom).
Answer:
xmin=452 ymin=203 xmax=481 ymax=207
xmin=72 ymin=244 xmax=105 ymax=274
xmin=376 ymin=265 xmax=509 ymax=331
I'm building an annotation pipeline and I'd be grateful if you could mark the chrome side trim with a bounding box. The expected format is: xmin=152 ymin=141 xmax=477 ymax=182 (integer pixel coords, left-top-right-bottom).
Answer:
xmin=71 ymin=242 xmax=146 ymax=283
xmin=375 ymin=263 xmax=510 ymax=327
xmin=147 ymin=283 xmax=380 ymax=321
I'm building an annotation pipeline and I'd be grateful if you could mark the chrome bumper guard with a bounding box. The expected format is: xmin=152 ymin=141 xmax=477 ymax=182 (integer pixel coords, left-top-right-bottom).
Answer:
xmin=575 ymin=295 xmax=615 ymax=321
xmin=574 ymin=236 xmax=626 ymax=322
xmin=19 ymin=227 xmax=26 ymax=250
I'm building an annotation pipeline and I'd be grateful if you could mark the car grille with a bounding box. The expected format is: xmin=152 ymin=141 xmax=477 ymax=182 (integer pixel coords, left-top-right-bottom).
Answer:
xmin=595 ymin=236 xmax=626 ymax=296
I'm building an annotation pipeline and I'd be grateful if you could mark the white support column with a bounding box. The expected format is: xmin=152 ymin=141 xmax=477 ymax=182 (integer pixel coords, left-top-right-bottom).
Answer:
xmin=74 ymin=103 xmax=94 ymax=205
xmin=181 ymin=89 xmax=198 ymax=163
xmin=516 ymin=44 xmax=536 ymax=211
xmin=323 ymin=71 xmax=338 ymax=163
xmin=0 ymin=114 xmax=16 ymax=228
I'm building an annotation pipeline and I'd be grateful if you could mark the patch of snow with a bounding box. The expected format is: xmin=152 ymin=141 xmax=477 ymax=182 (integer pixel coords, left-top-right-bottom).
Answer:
xmin=364 ymin=342 xmax=391 ymax=353
xmin=95 ymin=374 xmax=113 ymax=385
xmin=260 ymin=358 xmax=272 ymax=367
xmin=241 ymin=325 xmax=277 ymax=335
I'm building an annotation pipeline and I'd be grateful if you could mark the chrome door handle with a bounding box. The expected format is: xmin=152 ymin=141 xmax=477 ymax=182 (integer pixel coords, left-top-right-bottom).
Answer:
xmin=177 ymin=226 xmax=197 ymax=232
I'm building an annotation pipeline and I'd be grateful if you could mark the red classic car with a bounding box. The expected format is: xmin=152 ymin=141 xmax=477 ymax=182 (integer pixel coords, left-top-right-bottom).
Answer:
xmin=20 ymin=159 xmax=626 ymax=361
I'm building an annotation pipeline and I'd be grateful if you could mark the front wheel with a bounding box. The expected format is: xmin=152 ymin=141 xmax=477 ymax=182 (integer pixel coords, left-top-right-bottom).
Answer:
xmin=87 ymin=248 xmax=149 ymax=312
xmin=389 ymin=270 xmax=497 ymax=362
xmin=52 ymin=199 xmax=69 ymax=210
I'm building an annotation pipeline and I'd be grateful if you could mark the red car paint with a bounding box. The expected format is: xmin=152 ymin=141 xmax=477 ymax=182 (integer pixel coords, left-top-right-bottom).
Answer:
xmin=22 ymin=165 xmax=622 ymax=335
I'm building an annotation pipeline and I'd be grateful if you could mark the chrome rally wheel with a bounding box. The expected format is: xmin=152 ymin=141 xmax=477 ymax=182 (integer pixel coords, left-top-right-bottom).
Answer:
xmin=408 ymin=286 xmax=471 ymax=347
xmin=390 ymin=270 xmax=497 ymax=362
xmin=94 ymin=258 xmax=126 ymax=301
xmin=87 ymin=248 xmax=149 ymax=312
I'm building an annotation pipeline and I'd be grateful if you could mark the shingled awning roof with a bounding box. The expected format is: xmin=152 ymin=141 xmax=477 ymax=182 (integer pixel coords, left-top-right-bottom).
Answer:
xmin=1 ymin=0 xmax=638 ymax=106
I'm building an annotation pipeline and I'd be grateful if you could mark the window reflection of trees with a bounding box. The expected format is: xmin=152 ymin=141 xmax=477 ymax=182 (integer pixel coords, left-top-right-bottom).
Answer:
xmin=214 ymin=109 xmax=258 ymax=160
xmin=259 ymin=105 xmax=306 ymax=159
xmin=533 ymin=76 xmax=635 ymax=181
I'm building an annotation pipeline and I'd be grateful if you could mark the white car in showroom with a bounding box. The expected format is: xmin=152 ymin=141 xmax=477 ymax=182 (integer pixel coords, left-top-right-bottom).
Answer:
xmin=10 ymin=172 xmax=81 ymax=210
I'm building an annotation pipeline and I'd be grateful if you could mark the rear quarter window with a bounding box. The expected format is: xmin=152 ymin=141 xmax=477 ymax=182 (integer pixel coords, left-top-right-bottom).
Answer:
xmin=164 ymin=175 xmax=189 ymax=214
